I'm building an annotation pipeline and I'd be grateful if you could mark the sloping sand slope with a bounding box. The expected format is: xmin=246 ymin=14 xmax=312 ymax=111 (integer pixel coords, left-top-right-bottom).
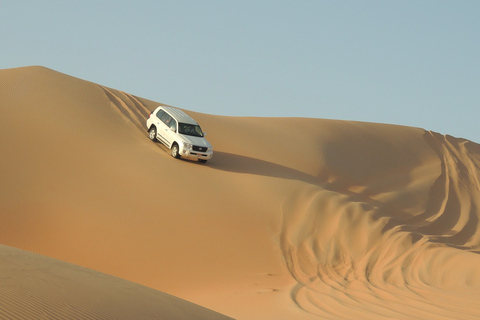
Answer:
xmin=0 ymin=245 xmax=232 ymax=319
xmin=1 ymin=66 xmax=480 ymax=319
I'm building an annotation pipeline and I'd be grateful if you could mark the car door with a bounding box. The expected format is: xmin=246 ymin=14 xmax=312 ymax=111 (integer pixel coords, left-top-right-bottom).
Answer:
xmin=153 ymin=109 xmax=168 ymax=144
xmin=163 ymin=117 xmax=178 ymax=147
xmin=159 ymin=112 xmax=176 ymax=147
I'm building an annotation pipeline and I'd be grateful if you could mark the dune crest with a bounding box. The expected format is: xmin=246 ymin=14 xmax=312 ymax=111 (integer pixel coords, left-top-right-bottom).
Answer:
xmin=1 ymin=66 xmax=480 ymax=319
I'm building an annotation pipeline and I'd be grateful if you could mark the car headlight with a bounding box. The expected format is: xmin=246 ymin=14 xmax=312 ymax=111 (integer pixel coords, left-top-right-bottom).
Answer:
xmin=182 ymin=142 xmax=192 ymax=149
xmin=207 ymin=147 xmax=213 ymax=152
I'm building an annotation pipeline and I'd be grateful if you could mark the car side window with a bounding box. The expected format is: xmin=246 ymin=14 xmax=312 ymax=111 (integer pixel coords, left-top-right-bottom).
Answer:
xmin=160 ymin=113 xmax=173 ymax=126
xmin=156 ymin=109 xmax=165 ymax=119
xmin=169 ymin=120 xmax=177 ymax=132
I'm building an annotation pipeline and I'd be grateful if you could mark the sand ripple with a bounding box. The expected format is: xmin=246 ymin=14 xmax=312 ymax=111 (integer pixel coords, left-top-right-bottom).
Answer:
xmin=280 ymin=132 xmax=480 ymax=319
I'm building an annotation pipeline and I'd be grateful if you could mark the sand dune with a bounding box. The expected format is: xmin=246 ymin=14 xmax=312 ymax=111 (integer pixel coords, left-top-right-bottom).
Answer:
xmin=1 ymin=66 xmax=480 ymax=319
xmin=0 ymin=245 xmax=232 ymax=319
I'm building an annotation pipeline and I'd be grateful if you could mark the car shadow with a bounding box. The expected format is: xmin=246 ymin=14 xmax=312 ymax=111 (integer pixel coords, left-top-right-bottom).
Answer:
xmin=207 ymin=151 xmax=322 ymax=186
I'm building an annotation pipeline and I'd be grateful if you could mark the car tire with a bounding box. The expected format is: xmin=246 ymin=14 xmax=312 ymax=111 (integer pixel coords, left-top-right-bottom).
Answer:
xmin=148 ymin=126 xmax=157 ymax=141
xmin=171 ymin=143 xmax=181 ymax=159
xmin=198 ymin=159 xmax=207 ymax=164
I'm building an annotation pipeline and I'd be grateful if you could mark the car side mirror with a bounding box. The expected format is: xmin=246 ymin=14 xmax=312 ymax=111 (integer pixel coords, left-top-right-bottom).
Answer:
xmin=170 ymin=127 xmax=176 ymax=132
xmin=203 ymin=132 xmax=207 ymax=137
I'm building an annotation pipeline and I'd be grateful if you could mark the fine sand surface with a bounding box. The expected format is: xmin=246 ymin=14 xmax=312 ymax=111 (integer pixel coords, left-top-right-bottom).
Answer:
xmin=1 ymin=66 xmax=480 ymax=319
xmin=0 ymin=245 xmax=232 ymax=319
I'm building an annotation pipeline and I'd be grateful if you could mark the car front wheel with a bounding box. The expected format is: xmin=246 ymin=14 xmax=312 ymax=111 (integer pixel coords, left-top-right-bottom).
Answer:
xmin=171 ymin=143 xmax=181 ymax=159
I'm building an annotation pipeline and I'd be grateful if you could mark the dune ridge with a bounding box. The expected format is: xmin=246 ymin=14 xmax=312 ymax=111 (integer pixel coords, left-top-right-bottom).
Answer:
xmin=1 ymin=66 xmax=480 ymax=319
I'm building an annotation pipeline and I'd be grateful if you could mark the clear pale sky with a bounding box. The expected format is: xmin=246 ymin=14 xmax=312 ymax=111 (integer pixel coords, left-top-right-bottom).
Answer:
xmin=2 ymin=1 xmax=479 ymax=142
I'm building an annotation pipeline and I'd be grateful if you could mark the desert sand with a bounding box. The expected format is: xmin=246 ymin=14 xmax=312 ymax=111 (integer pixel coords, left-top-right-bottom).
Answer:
xmin=1 ymin=66 xmax=480 ymax=319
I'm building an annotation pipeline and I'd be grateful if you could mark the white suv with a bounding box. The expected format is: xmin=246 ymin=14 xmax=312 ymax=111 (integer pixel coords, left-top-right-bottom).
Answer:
xmin=146 ymin=106 xmax=213 ymax=163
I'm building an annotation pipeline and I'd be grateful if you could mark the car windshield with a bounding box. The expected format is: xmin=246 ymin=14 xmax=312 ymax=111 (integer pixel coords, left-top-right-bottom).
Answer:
xmin=178 ymin=123 xmax=204 ymax=137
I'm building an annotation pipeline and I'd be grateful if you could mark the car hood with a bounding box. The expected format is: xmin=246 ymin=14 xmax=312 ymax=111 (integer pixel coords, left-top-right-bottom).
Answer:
xmin=180 ymin=135 xmax=212 ymax=148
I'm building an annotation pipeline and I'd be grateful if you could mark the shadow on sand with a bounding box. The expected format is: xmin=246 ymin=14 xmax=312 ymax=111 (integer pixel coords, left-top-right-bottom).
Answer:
xmin=207 ymin=152 xmax=322 ymax=186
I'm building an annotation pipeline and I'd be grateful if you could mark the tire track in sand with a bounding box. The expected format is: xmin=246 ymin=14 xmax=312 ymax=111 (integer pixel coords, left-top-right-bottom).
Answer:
xmin=280 ymin=131 xmax=480 ymax=319
xmin=100 ymin=86 xmax=151 ymax=134
xmin=100 ymin=86 xmax=174 ymax=157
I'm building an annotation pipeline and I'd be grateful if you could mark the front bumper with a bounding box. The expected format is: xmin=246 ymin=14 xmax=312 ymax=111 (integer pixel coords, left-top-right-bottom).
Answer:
xmin=180 ymin=148 xmax=213 ymax=160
